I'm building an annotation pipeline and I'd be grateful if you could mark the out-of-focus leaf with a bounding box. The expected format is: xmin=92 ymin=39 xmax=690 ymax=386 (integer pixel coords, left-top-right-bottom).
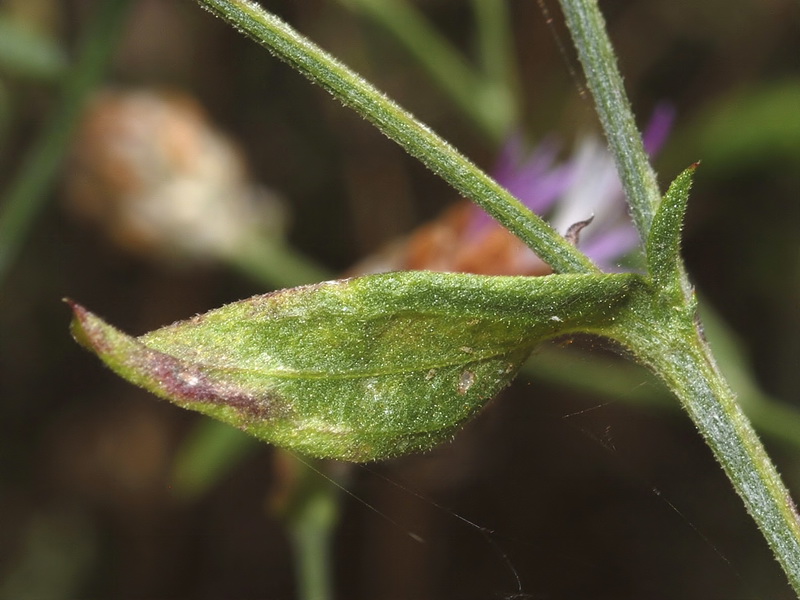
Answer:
xmin=0 ymin=15 xmax=67 ymax=81
xmin=69 ymin=271 xmax=640 ymax=461
xmin=695 ymin=80 xmax=800 ymax=170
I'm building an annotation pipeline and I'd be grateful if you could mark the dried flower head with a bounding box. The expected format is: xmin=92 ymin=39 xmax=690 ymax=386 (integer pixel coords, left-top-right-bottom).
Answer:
xmin=64 ymin=88 xmax=285 ymax=263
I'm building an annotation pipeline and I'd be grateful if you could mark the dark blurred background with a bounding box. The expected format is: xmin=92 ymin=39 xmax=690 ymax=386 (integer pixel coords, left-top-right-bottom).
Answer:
xmin=1 ymin=0 xmax=799 ymax=598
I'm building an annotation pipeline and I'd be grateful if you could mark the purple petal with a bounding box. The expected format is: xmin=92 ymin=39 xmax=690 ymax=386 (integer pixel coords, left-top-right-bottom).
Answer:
xmin=581 ymin=223 xmax=641 ymax=265
xmin=643 ymin=102 xmax=676 ymax=156
xmin=494 ymin=133 xmax=559 ymax=178
xmin=492 ymin=132 xmax=526 ymax=176
xmin=509 ymin=164 xmax=574 ymax=212
xmin=470 ymin=135 xmax=570 ymax=234
xmin=549 ymin=136 xmax=621 ymax=233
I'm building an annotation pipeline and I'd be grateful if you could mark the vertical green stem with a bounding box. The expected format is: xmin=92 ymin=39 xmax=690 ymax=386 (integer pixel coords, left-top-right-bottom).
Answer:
xmin=0 ymin=0 xmax=132 ymax=284
xmin=470 ymin=0 xmax=520 ymax=137
xmin=286 ymin=488 xmax=337 ymax=600
xmin=557 ymin=0 xmax=800 ymax=589
xmin=618 ymin=316 xmax=800 ymax=592
xmin=557 ymin=0 xmax=661 ymax=240
xmin=281 ymin=456 xmax=342 ymax=600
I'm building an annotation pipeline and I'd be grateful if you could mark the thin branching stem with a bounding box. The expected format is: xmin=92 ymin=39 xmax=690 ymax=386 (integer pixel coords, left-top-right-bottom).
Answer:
xmin=556 ymin=0 xmax=800 ymax=590
xmin=191 ymin=0 xmax=800 ymax=593
xmin=196 ymin=0 xmax=598 ymax=275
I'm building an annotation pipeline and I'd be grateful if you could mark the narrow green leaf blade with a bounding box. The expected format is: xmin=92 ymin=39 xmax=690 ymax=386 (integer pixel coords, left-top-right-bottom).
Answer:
xmin=69 ymin=271 xmax=639 ymax=461
xmin=646 ymin=164 xmax=698 ymax=288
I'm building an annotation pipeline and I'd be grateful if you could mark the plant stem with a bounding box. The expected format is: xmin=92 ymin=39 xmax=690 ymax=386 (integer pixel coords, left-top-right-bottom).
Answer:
xmin=226 ymin=236 xmax=335 ymax=290
xmin=557 ymin=0 xmax=800 ymax=589
xmin=470 ymin=0 xmax=521 ymax=137
xmin=339 ymin=0 xmax=511 ymax=142
xmin=0 ymin=0 xmax=132 ymax=284
xmin=557 ymin=0 xmax=661 ymax=240
xmin=285 ymin=469 xmax=338 ymax=600
xmin=561 ymin=0 xmax=800 ymax=593
xmin=614 ymin=309 xmax=800 ymax=592
xmin=195 ymin=0 xmax=598 ymax=275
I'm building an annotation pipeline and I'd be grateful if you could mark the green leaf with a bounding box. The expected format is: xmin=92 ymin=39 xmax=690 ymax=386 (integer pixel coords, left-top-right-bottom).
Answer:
xmin=646 ymin=164 xmax=697 ymax=290
xmin=69 ymin=271 xmax=640 ymax=461
xmin=694 ymin=80 xmax=800 ymax=171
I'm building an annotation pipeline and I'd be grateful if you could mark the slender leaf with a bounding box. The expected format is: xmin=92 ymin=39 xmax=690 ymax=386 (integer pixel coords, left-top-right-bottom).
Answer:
xmin=646 ymin=164 xmax=696 ymax=289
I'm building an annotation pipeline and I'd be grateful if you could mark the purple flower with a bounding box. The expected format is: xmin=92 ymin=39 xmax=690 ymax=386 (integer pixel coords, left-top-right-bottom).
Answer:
xmin=472 ymin=104 xmax=675 ymax=272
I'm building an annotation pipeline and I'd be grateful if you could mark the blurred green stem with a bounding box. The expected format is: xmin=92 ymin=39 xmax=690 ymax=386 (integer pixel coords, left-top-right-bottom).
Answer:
xmin=283 ymin=458 xmax=340 ymax=600
xmin=171 ymin=420 xmax=256 ymax=500
xmin=470 ymin=0 xmax=520 ymax=133
xmin=227 ymin=236 xmax=335 ymax=290
xmin=0 ymin=0 xmax=132 ymax=284
xmin=339 ymin=0 xmax=517 ymax=142
xmin=0 ymin=80 xmax=10 ymax=155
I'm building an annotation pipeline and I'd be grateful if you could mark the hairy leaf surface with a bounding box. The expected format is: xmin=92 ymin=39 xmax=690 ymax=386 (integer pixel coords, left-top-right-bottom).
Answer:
xmin=70 ymin=271 xmax=640 ymax=460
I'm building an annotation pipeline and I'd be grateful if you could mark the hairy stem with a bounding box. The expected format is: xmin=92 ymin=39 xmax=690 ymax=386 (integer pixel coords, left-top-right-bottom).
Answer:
xmin=557 ymin=0 xmax=661 ymax=240
xmin=558 ymin=0 xmax=800 ymax=589
xmin=196 ymin=0 xmax=597 ymax=275
xmin=614 ymin=309 xmax=800 ymax=592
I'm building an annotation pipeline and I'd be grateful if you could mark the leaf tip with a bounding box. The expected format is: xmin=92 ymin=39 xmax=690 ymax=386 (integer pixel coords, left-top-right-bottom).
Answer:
xmin=66 ymin=299 xmax=286 ymax=431
xmin=646 ymin=164 xmax=698 ymax=288
xmin=65 ymin=298 xmax=107 ymax=353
